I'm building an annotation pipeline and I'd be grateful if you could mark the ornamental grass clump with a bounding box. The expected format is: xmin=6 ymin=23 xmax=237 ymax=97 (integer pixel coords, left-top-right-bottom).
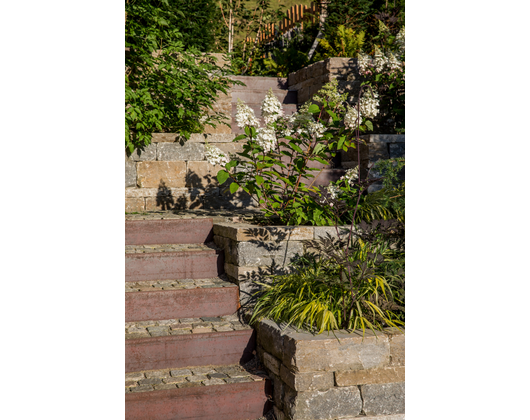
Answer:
xmin=249 ymin=224 xmax=404 ymax=334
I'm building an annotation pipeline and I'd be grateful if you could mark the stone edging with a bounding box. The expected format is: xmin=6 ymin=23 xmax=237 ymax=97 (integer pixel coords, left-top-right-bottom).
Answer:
xmin=256 ymin=320 xmax=405 ymax=420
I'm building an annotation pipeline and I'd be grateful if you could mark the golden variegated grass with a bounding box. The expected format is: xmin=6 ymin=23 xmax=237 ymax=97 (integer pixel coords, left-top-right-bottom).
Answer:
xmin=249 ymin=262 xmax=404 ymax=335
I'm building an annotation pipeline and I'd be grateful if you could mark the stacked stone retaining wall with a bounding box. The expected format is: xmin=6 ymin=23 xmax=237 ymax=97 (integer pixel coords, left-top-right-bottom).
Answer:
xmin=256 ymin=320 xmax=405 ymax=420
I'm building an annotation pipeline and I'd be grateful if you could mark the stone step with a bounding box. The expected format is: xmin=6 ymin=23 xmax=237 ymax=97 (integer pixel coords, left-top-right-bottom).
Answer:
xmin=126 ymin=362 xmax=271 ymax=420
xmin=126 ymin=317 xmax=255 ymax=372
xmin=125 ymin=243 xmax=224 ymax=282
xmin=231 ymin=75 xmax=288 ymax=90
xmin=231 ymin=89 xmax=297 ymax=105
xmin=125 ymin=277 xmax=239 ymax=322
xmin=126 ymin=218 xmax=214 ymax=245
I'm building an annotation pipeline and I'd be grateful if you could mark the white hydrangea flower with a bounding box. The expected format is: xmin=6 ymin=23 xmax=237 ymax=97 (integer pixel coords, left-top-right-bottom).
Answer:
xmin=344 ymin=105 xmax=362 ymax=129
xmin=261 ymin=88 xmax=283 ymax=125
xmin=357 ymin=52 xmax=372 ymax=74
xmin=359 ymin=90 xmax=379 ymax=119
xmin=395 ymin=27 xmax=405 ymax=56
xmin=205 ymin=142 xmax=230 ymax=166
xmin=374 ymin=46 xmax=386 ymax=73
xmin=307 ymin=121 xmax=326 ymax=138
xmin=235 ymin=98 xmax=259 ymax=129
xmin=385 ymin=51 xmax=402 ymax=72
xmin=339 ymin=166 xmax=359 ymax=186
xmin=327 ymin=184 xmax=339 ymax=199
xmin=255 ymin=125 xmax=277 ymax=154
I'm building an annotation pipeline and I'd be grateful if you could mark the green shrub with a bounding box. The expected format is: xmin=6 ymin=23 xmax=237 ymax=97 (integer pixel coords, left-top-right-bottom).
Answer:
xmin=250 ymin=223 xmax=404 ymax=334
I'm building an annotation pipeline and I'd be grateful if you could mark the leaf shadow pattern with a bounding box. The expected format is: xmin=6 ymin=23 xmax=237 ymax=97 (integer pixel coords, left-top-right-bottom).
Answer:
xmin=156 ymin=180 xmax=188 ymax=210
xmin=233 ymin=227 xmax=306 ymax=314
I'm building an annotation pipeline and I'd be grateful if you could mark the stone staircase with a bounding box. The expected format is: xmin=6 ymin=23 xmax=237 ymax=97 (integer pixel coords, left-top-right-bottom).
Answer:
xmin=125 ymin=217 xmax=272 ymax=419
xmin=230 ymin=76 xmax=298 ymax=135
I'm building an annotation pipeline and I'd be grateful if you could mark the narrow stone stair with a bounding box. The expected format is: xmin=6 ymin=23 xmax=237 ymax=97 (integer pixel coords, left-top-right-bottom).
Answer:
xmin=125 ymin=216 xmax=272 ymax=419
xmin=230 ymin=76 xmax=298 ymax=135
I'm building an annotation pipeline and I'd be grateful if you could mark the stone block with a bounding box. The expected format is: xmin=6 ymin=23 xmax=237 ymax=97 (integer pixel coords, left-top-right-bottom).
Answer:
xmin=282 ymin=328 xmax=390 ymax=373
xmin=280 ymin=364 xmax=334 ymax=392
xmin=136 ymin=161 xmax=186 ymax=188
xmin=340 ymin=142 xmax=369 ymax=162
xmin=125 ymin=156 xmax=137 ymax=187
xmin=262 ymin=351 xmax=281 ymax=376
xmin=214 ymin=236 xmax=238 ymax=265
xmin=213 ymin=223 xmax=313 ymax=242
xmin=130 ymin=143 xmax=157 ymax=161
xmin=284 ymin=386 xmax=362 ymax=420
xmin=361 ymin=382 xmax=405 ymax=416
xmin=369 ymin=143 xmax=390 ymax=161
xmin=365 ymin=134 xmax=405 ymax=144
xmin=125 ymin=187 xmax=188 ymax=198
xmin=388 ymin=332 xmax=405 ymax=367
xmin=157 ymin=142 xmax=205 ymax=161
xmin=235 ymin=240 xmax=304 ymax=266
xmin=223 ymin=263 xmax=259 ymax=282
xmin=335 ymin=367 xmax=405 ymax=386
xmin=204 ymin=133 xmax=237 ymax=143
xmin=216 ymin=142 xmax=244 ymax=157
xmin=313 ymin=226 xmax=354 ymax=241
xmin=187 ymin=161 xmax=224 ymax=189
xmin=204 ymin=123 xmax=231 ymax=134
xmin=151 ymin=133 xmax=180 ymax=143
xmin=256 ymin=319 xmax=289 ymax=361
xmin=145 ymin=192 xmax=190 ymax=211
xmin=126 ymin=197 xmax=145 ymax=213
xmin=388 ymin=143 xmax=405 ymax=158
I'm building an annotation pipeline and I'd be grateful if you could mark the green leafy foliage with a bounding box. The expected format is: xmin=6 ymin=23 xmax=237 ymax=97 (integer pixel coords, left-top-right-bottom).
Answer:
xmin=250 ymin=224 xmax=404 ymax=334
xmin=125 ymin=0 xmax=235 ymax=155
xmin=316 ymin=25 xmax=365 ymax=60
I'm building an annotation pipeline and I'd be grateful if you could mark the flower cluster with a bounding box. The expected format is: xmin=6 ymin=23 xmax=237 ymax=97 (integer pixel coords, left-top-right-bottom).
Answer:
xmin=395 ymin=27 xmax=405 ymax=56
xmin=255 ymin=126 xmax=277 ymax=154
xmin=339 ymin=167 xmax=359 ymax=186
xmin=205 ymin=142 xmax=230 ymax=166
xmin=312 ymin=78 xmax=347 ymax=110
xmin=235 ymin=99 xmax=259 ymax=129
xmin=261 ymin=89 xmax=283 ymax=125
xmin=357 ymin=25 xmax=405 ymax=77
xmin=344 ymin=90 xmax=379 ymax=129
xmin=327 ymin=184 xmax=339 ymax=200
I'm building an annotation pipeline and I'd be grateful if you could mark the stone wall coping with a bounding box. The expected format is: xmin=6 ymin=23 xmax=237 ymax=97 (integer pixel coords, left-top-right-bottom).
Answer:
xmin=259 ymin=319 xmax=403 ymax=344
xmin=213 ymin=222 xmax=356 ymax=242
xmin=361 ymin=134 xmax=405 ymax=143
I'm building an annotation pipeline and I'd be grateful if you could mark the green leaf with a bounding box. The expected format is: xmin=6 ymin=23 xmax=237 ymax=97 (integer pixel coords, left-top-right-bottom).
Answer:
xmin=290 ymin=143 xmax=303 ymax=154
xmin=308 ymin=104 xmax=320 ymax=114
xmin=233 ymin=134 xmax=246 ymax=142
xmin=229 ymin=182 xmax=239 ymax=194
xmin=256 ymin=175 xmax=264 ymax=186
xmin=217 ymin=170 xmax=230 ymax=185
xmin=364 ymin=120 xmax=374 ymax=131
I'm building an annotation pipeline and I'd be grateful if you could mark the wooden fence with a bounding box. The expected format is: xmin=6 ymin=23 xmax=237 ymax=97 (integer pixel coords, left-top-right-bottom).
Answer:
xmin=246 ymin=2 xmax=320 ymax=46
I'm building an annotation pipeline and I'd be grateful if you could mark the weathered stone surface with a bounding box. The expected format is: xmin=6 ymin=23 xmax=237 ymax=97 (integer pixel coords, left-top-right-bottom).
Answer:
xmin=125 ymin=157 xmax=137 ymax=187
xmin=151 ymin=133 xmax=180 ymax=143
xmin=335 ymin=367 xmax=405 ymax=386
xmin=126 ymin=197 xmax=145 ymax=212
xmin=284 ymin=385 xmax=362 ymax=420
xmin=125 ymin=187 xmax=188 ymax=198
xmin=257 ymin=320 xmax=289 ymax=361
xmin=145 ymin=192 xmax=190 ymax=211
xmin=388 ymin=332 xmax=405 ymax=367
xmin=157 ymin=142 xmax=205 ymax=161
xmin=363 ymin=134 xmax=405 ymax=144
xmin=273 ymin=406 xmax=286 ymax=420
xmin=280 ymin=364 xmax=334 ymax=392
xmin=262 ymin=351 xmax=281 ymax=376
xmin=282 ymin=328 xmax=390 ymax=373
xmin=388 ymin=143 xmax=405 ymax=158
xmin=136 ymin=161 xmax=186 ymax=188
xmin=236 ymin=240 xmax=304 ymax=267
xmin=204 ymin=123 xmax=231 ymax=134
xmin=214 ymin=222 xmax=313 ymax=242
xmin=131 ymin=143 xmax=157 ymax=161
xmin=368 ymin=143 xmax=390 ymax=161
xmin=361 ymin=382 xmax=405 ymax=416
xmin=187 ymin=161 xmax=224 ymax=189
xmin=214 ymin=236 xmax=238 ymax=265
xmin=216 ymin=142 xmax=245 ymax=156
xmin=223 ymin=263 xmax=260 ymax=282
xmin=203 ymin=133 xmax=237 ymax=143
xmin=313 ymin=226 xmax=353 ymax=241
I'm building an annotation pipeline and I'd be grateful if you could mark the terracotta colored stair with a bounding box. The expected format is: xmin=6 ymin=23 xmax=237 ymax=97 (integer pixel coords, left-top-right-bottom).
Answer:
xmin=125 ymin=217 xmax=271 ymax=420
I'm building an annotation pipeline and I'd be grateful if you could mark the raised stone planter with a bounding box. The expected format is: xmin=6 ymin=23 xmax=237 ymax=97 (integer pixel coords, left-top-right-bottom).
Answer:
xmin=256 ymin=320 xmax=405 ymax=420
xmin=212 ymin=222 xmax=353 ymax=306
